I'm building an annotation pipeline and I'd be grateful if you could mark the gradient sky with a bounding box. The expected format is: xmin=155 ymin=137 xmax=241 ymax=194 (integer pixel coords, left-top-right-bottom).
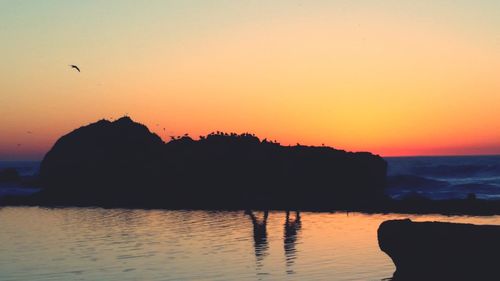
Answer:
xmin=1 ymin=0 xmax=500 ymax=160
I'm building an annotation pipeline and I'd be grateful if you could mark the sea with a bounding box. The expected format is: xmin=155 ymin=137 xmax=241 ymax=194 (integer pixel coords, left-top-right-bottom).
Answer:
xmin=0 ymin=156 xmax=499 ymax=280
xmin=385 ymin=155 xmax=500 ymax=200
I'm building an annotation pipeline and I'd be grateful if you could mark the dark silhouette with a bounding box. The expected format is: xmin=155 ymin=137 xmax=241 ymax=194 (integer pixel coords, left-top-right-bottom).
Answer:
xmin=0 ymin=168 xmax=21 ymax=183
xmin=378 ymin=219 xmax=500 ymax=280
xmin=69 ymin=65 xmax=80 ymax=72
xmin=21 ymin=116 xmax=387 ymax=209
xmin=245 ymin=210 xmax=269 ymax=270
xmin=467 ymin=192 xmax=477 ymax=200
xmin=4 ymin=116 xmax=500 ymax=214
xmin=284 ymin=211 xmax=301 ymax=274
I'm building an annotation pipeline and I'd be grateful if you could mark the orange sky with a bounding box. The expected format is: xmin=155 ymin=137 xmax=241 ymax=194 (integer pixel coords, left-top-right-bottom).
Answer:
xmin=1 ymin=1 xmax=500 ymax=160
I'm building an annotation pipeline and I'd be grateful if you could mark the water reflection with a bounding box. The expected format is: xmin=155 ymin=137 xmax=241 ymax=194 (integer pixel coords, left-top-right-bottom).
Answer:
xmin=284 ymin=211 xmax=302 ymax=274
xmin=2 ymin=207 xmax=500 ymax=281
xmin=245 ymin=210 xmax=269 ymax=267
xmin=245 ymin=210 xmax=303 ymax=275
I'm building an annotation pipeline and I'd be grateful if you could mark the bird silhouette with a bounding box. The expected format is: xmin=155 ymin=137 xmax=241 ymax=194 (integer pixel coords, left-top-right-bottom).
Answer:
xmin=69 ymin=65 xmax=80 ymax=72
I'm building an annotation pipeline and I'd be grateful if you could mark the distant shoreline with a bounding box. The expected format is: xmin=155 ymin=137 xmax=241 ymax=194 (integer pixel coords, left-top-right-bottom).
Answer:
xmin=3 ymin=153 xmax=500 ymax=163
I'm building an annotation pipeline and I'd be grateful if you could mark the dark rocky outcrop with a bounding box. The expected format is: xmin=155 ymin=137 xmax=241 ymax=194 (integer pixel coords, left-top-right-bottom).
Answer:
xmin=0 ymin=168 xmax=21 ymax=183
xmin=38 ymin=117 xmax=164 ymax=205
xmin=32 ymin=116 xmax=387 ymax=209
xmin=378 ymin=219 xmax=500 ymax=280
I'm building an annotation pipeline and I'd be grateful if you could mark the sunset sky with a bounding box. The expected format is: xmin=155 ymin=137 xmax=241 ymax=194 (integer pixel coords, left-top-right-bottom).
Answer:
xmin=1 ymin=0 xmax=499 ymax=160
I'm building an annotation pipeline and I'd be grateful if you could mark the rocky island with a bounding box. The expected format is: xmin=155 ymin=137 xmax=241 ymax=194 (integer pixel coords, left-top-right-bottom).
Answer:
xmin=17 ymin=116 xmax=387 ymax=209
xmin=3 ymin=117 xmax=500 ymax=215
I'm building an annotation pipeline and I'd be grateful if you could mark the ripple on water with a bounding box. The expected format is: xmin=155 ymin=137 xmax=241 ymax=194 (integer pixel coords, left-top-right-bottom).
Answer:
xmin=0 ymin=207 xmax=499 ymax=281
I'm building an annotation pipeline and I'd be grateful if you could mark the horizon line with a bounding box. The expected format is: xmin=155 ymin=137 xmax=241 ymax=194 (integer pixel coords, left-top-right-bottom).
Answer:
xmin=2 ymin=153 xmax=500 ymax=162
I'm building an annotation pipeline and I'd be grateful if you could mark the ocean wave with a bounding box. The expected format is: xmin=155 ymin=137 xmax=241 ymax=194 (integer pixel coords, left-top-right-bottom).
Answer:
xmin=412 ymin=164 xmax=500 ymax=178
xmin=387 ymin=174 xmax=449 ymax=190
xmin=385 ymin=156 xmax=500 ymax=200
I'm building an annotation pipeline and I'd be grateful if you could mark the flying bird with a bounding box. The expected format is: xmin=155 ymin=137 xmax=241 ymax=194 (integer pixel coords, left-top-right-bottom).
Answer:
xmin=69 ymin=65 xmax=80 ymax=72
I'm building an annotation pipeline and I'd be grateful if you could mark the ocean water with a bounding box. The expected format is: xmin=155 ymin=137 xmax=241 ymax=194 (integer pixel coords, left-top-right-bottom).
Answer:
xmin=0 ymin=161 xmax=41 ymax=197
xmin=0 ymin=161 xmax=40 ymax=177
xmin=1 ymin=207 xmax=499 ymax=281
xmin=386 ymin=155 xmax=500 ymax=200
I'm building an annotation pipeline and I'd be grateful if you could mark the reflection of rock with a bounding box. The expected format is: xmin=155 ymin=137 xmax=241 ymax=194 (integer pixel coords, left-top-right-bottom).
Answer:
xmin=284 ymin=211 xmax=301 ymax=274
xmin=245 ymin=210 xmax=269 ymax=266
xmin=36 ymin=116 xmax=387 ymax=208
xmin=378 ymin=219 xmax=500 ymax=281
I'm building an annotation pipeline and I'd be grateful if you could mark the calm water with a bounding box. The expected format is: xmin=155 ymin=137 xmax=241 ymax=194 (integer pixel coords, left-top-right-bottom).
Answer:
xmin=1 ymin=207 xmax=500 ymax=281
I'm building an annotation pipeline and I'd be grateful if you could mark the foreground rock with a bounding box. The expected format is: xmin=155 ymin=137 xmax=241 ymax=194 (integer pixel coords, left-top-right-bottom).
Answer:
xmin=29 ymin=117 xmax=387 ymax=209
xmin=378 ymin=219 xmax=500 ymax=280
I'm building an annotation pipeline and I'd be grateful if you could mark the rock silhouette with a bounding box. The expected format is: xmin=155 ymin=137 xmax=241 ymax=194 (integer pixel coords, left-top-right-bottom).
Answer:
xmin=0 ymin=168 xmax=21 ymax=183
xmin=3 ymin=116 xmax=500 ymax=215
xmin=378 ymin=219 xmax=500 ymax=280
xmin=34 ymin=116 xmax=387 ymax=209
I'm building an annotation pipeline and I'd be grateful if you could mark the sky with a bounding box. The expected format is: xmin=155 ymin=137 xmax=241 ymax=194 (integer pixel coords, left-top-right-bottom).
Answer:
xmin=1 ymin=0 xmax=499 ymax=160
